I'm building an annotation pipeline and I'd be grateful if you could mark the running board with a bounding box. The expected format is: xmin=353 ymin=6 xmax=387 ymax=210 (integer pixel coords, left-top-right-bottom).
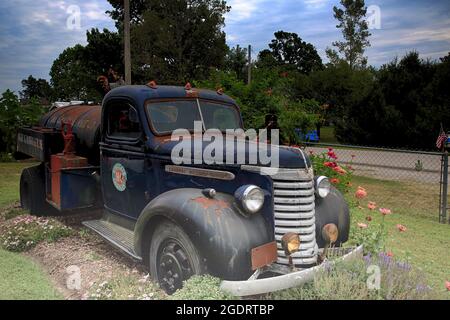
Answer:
xmin=82 ymin=219 xmax=142 ymax=261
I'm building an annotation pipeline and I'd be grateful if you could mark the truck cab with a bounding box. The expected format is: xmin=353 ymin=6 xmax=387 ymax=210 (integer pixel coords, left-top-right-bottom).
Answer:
xmin=18 ymin=84 xmax=353 ymax=296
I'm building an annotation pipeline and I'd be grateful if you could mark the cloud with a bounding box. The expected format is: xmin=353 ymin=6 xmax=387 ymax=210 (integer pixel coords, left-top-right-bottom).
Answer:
xmin=0 ymin=0 xmax=115 ymax=94
xmin=225 ymin=0 xmax=262 ymax=22
xmin=303 ymin=0 xmax=329 ymax=9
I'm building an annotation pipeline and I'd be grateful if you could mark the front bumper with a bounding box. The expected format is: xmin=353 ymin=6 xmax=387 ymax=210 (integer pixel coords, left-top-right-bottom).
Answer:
xmin=220 ymin=245 xmax=363 ymax=297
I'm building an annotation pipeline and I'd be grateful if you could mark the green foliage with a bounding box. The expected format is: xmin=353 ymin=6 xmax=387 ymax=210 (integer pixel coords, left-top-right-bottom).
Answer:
xmin=326 ymin=0 xmax=371 ymax=69
xmin=170 ymin=275 xmax=234 ymax=300
xmin=20 ymin=75 xmax=53 ymax=101
xmin=50 ymin=28 xmax=122 ymax=102
xmin=108 ymin=0 xmax=229 ymax=84
xmin=268 ymin=31 xmax=323 ymax=73
xmin=272 ymin=256 xmax=441 ymax=300
xmin=0 ymin=90 xmax=46 ymax=154
xmin=195 ymin=69 xmax=319 ymax=143
xmin=225 ymin=45 xmax=248 ymax=82
xmin=88 ymin=275 xmax=164 ymax=300
xmin=350 ymin=217 xmax=387 ymax=255
xmin=334 ymin=52 xmax=450 ymax=149
xmin=1 ymin=208 xmax=27 ymax=220
xmin=309 ymin=148 xmax=353 ymax=193
xmin=0 ymin=153 xmax=14 ymax=163
xmin=0 ymin=215 xmax=73 ymax=252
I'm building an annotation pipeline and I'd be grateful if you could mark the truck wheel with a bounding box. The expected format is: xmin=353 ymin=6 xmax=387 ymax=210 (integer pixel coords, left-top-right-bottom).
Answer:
xmin=149 ymin=221 xmax=203 ymax=294
xmin=20 ymin=165 xmax=56 ymax=216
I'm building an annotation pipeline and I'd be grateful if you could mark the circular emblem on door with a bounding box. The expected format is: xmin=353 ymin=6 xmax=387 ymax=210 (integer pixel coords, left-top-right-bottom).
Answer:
xmin=112 ymin=163 xmax=127 ymax=192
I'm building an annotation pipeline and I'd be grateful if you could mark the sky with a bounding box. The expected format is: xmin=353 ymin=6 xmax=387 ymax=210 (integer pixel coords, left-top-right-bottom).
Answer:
xmin=0 ymin=0 xmax=449 ymax=94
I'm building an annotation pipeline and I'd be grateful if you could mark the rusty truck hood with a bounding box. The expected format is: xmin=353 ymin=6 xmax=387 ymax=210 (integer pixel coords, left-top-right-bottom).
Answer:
xmin=151 ymin=135 xmax=310 ymax=169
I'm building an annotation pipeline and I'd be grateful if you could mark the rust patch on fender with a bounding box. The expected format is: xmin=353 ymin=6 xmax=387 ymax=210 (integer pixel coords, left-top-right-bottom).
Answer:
xmin=191 ymin=196 xmax=229 ymax=216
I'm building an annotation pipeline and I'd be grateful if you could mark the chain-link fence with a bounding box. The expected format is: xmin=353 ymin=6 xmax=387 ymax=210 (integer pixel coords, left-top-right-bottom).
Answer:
xmin=301 ymin=142 xmax=449 ymax=223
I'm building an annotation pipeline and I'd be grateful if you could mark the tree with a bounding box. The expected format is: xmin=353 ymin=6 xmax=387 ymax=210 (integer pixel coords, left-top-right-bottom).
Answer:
xmin=326 ymin=0 xmax=371 ymax=69
xmin=225 ymin=45 xmax=248 ymax=81
xmin=107 ymin=0 xmax=230 ymax=84
xmin=50 ymin=45 xmax=97 ymax=101
xmin=266 ymin=31 xmax=323 ymax=74
xmin=0 ymin=90 xmax=45 ymax=154
xmin=256 ymin=49 xmax=278 ymax=69
xmin=20 ymin=75 xmax=53 ymax=102
xmin=333 ymin=52 xmax=450 ymax=149
xmin=84 ymin=28 xmax=123 ymax=77
xmin=50 ymin=29 xmax=123 ymax=101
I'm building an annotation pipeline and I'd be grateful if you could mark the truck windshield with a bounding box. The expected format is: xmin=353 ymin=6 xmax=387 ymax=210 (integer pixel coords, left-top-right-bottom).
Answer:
xmin=146 ymin=100 xmax=242 ymax=134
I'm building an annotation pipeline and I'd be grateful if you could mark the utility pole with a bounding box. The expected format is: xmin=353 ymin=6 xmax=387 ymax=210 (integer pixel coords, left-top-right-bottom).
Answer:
xmin=247 ymin=44 xmax=252 ymax=85
xmin=124 ymin=0 xmax=131 ymax=85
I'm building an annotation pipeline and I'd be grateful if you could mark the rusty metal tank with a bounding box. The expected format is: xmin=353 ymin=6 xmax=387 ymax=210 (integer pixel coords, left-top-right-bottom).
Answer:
xmin=39 ymin=105 xmax=102 ymax=165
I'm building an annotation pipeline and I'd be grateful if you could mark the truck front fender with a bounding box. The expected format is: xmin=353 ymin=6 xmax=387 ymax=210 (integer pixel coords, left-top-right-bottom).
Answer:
xmin=314 ymin=186 xmax=350 ymax=248
xmin=134 ymin=188 xmax=272 ymax=280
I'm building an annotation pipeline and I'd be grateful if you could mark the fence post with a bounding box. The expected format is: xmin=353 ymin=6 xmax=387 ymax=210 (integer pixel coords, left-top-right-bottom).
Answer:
xmin=440 ymin=152 xmax=448 ymax=224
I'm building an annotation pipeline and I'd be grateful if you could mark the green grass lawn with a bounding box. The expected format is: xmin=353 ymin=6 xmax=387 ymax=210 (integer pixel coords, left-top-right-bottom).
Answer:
xmin=319 ymin=126 xmax=339 ymax=143
xmin=0 ymin=248 xmax=62 ymax=300
xmin=349 ymin=175 xmax=450 ymax=292
xmin=0 ymin=161 xmax=62 ymax=300
xmin=0 ymin=162 xmax=36 ymax=208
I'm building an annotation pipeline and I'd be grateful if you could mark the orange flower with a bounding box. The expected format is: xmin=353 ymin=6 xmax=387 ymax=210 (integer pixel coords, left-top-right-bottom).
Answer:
xmin=396 ymin=224 xmax=407 ymax=232
xmin=355 ymin=186 xmax=367 ymax=199
xmin=333 ymin=166 xmax=347 ymax=175
xmin=379 ymin=208 xmax=392 ymax=215
xmin=357 ymin=222 xmax=368 ymax=229
xmin=386 ymin=251 xmax=394 ymax=257
xmin=366 ymin=215 xmax=372 ymax=222
xmin=330 ymin=178 xmax=340 ymax=184
xmin=446 ymin=281 xmax=450 ymax=291
xmin=367 ymin=201 xmax=377 ymax=210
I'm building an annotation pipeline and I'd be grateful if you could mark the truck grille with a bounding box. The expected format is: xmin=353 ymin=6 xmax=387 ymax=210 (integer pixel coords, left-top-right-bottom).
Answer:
xmin=271 ymin=168 xmax=318 ymax=266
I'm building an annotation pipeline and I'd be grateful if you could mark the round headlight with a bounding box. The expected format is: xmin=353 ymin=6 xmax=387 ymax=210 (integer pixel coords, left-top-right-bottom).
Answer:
xmin=235 ymin=185 xmax=265 ymax=214
xmin=315 ymin=176 xmax=331 ymax=198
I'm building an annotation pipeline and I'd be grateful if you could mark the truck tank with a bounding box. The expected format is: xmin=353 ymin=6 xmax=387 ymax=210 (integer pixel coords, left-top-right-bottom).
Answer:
xmin=39 ymin=104 xmax=102 ymax=165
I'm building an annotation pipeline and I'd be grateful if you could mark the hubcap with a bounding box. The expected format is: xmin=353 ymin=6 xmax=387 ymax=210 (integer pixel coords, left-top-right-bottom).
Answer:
xmin=157 ymin=240 xmax=193 ymax=294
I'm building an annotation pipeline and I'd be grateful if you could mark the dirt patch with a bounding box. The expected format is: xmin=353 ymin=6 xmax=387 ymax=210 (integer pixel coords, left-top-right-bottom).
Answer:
xmin=1 ymin=204 xmax=165 ymax=300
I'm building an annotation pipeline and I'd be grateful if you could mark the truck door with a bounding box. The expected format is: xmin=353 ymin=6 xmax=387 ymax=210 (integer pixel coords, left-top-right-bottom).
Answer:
xmin=100 ymin=100 xmax=148 ymax=219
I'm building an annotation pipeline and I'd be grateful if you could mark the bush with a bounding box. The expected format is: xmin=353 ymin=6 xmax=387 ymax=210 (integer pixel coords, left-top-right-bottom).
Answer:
xmin=308 ymin=147 xmax=353 ymax=193
xmin=271 ymin=255 xmax=441 ymax=300
xmin=194 ymin=70 xmax=319 ymax=144
xmin=0 ymin=215 xmax=73 ymax=252
xmin=1 ymin=207 xmax=27 ymax=220
xmin=170 ymin=275 xmax=235 ymax=300
xmin=0 ymin=90 xmax=46 ymax=155
xmin=0 ymin=153 xmax=14 ymax=163
xmin=87 ymin=274 xmax=164 ymax=300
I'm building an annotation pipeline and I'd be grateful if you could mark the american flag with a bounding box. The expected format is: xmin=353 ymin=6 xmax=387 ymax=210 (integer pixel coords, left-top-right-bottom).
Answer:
xmin=436 ymin=128 xmax=447 ymax=150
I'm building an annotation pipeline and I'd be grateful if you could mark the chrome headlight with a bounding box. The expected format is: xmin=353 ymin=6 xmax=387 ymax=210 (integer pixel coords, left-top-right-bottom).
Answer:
xmin=235 ymin=185 xmax=265 ymax=214
xmin=315 ymin=176 xmax=331 ymax=198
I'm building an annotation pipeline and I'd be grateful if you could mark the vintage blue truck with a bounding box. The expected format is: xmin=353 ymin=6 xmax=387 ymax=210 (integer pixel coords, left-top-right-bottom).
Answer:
xmin=17 ymin=84 xmax=361 ymax=296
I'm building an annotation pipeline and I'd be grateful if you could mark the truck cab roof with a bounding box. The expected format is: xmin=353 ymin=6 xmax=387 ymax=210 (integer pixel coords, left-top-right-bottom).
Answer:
xmin=103 ymin=85 xmax=237 ymax=107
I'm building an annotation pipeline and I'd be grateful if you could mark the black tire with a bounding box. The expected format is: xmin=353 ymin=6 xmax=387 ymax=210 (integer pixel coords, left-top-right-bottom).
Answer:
xmin=149 ymin=221 xmax=204 ymax=294
xmin=20 ymin=165 xmax=57 ymax=216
